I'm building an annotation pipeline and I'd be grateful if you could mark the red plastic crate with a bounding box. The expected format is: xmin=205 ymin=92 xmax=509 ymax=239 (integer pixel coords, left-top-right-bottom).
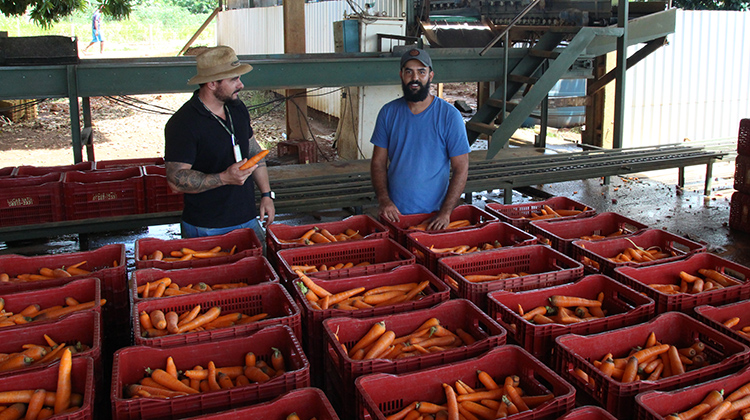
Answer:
xmin=94 ymin=157 xmax=165 ymax=170
xmin=130 ymin=256 xmax=278 ymax=304
xmin=554 ymin=311 xmax=750 ymax=419
xmin=143 ymin=165 xmax=184 ymax=214
xmin=0 ymin=357 xmax=95 ymax=420
xmin=734 ymin=154 xmax=750 ymax=194
xmin=63 ymin=166 xmax=146 ymax=220
xmin=487 ymin=274 xmax=655 ymax=364
xmin=14 ymin=160 xmax=94 ymax=176
xmin=529 ymin=211 xmax=648 ymax=255
xmin=133 ymin=282 xmax=301 ymax=347
xmin=406 ymin=221 xmax=537 ymax=272
xmin=112 ymin=325 xmax=309 ymax=420
xmin=356 ymin=345 xmax=576 ymax=420
xmin=323 ymin=299 xmax=506 ymax=390
xmin=0 ymin=172 xmax=64 ymax=227
xmin=0 ymin=277 xmax=101 ymax=328
xmin=276 ymin=238 xmax=415 ymax=284
xmin=558 ymin=406 xmax=618 ymax=420
xmin=0 ymin=166 xmax=14 ymax=177
xmin=182 ymin=388 xmax=340 ymax=420
xmin=614 ymin=251 xmax=750 ymax=314
xmin=730 ymin=190 xmax=750 ymax=233
xmin=266 ymin=214 xmax=390 ymax=270
xmin=134 ymin=228 xmax=262 ymax=270
xmin=694 ymin=300 xmax=750 ymax=346
xmin=635 ymin=364 xmax=750 ymax=420
xmin=485 ymin=196 xmax=596 ymax=230
xmin=290 ymin=264 xmax=450 ymax=382
xmin=0 ymin=310 xmax=101 ymax=377
xmin=437 ymin=244 xmax=584 ymax=310
xmin=737 ymin=118 xmax=750 ymax=155
xmin=379 ymin=204 xmax=499 ymax=246
xmin=571 ymin=228 xmax=706 ymax=276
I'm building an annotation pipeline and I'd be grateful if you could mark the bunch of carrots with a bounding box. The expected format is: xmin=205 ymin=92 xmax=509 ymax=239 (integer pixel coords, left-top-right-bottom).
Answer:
xmin=579 ymin=229 xmax=625 ymax=241
xmin=522 ymin=205 xmax=587 ymax=221
xmin=338 ymin=318 xmax=476 ymax=361
xmin=290 ymin=261 xmax=370 ymax=274
xmin=278 ymin=227 xmax=365 ymax=245
xmin=0 ymin=348 xmax=82 ymax=420
xmin=139 ymin=305 xmax=267 ymax=338
xmin=649 ymin=269 xmax=742 ymax=295
xmin=136 ymin=277 xmax=248 ymax=299
xmin=408 ymin=219 xmax=471 ymax=231
xmin=296 ymin=270 xmax=429 ymax=311
xmin=0 ymin=260 xmax=106 ymax=283
xmin=125 ymin=349 xmax=287 ymax=399
xmin=141 ymin=246 xmax=238 ymax=262
xmin=577 ymin=333 xmax=710 ymax=385
xmin=664 ymin=380 xmax=750 ymax=420
xmin=0 ymin=297 xmax=105 ymax=329
xmin=384 ymin=370 xmax=556 ymax=420
xmin=513 ymin=294 xmax=607 ymax=328
xmin=0 ymin=334 xmax=90 ymax=374
xmin=606 ymin=246 xmax=674 ymax=264
xmin=723 ymin=317 xmax=750 ymax=339
xmin=422 ymin=241 xmax=505 ymax=257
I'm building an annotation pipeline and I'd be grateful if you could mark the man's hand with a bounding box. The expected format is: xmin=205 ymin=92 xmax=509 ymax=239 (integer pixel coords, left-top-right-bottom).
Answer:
xmin=426 ymin=212 xmax=451 ymax=231
xmin=259 ymin=196 xmax=275 ymax=226
xmin=221 ymin=159 xmax=257 ymax=186
xmin=379 ymin=200 xmax=401 ymax=223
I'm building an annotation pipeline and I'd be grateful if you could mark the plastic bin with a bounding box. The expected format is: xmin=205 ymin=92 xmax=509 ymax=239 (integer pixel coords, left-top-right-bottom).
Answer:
xmin=134 ymin=228 xmax=262 ymax=270
xmin=356 ymin=345 xmax=575 ymax=420
xmin=182 ymin=388 xmax=340 ymax=420
xmin=730 ymin=190 xmax=750 ymax=234
xmin=437 ymin=244 xmax=584 ymax=310
xmin=0 ymin=310 xmax=101 ymax=377
xmin=558 ymin=406 xmax=618 ymax=420
xmin=112 ymin=325 xmax=309 ymax=420
xmin=554 ymin=311 xmax=750 ymax=419
xmin=635 ymin=364 xmax=750 ymax=420
xmin=0 ymin=172 xmax=64 ymax=227
xmin=734 ymin=154 xmax=750 ymax=194
xmin=266 ymin=214 xmax=389 ymax=270
xmin=406 ymin=221 xmax=537 ymax=272
xmin=14 ymin=160 xmax=94 ymax=176
xmin=133 ymin=282 xmax=301 ymax=347
xmin=63 ymin=166 xmax=146 ymax=220
xmin=0 ymin=356 xmax=95 ymax=420
xmin=571 ymin=228 xmax=706 ymax=276
xmin=485 ymin=196 xmax=595 ymax=230
xmin=736 ymin=118 xmax=750 ymax=156
xmin=143 ymin=165 xmax=183 ymax=214
xmin=379 ymin=204 xmax=499 ymax=246
xmin=694 ymin=299 xmax=750 ymax=346
xmin=276 ymin=237 xmax=415 ymax=285
xmin=130 ymin=256 xmax=278 ymax=304
xmin=0 ymin=277 xmax=101 ymax=328
xmin=94 ymin=157 xmax=165 ymax=170
xmin=487 ymin=274 xmax=655 ymax=364
xmin=290 ymin=264 xmax=450 ymax=382
xmin=614 ymin=251 xmax=750 ymax=314
xmin=0 ymin=166 xmax=14 ymax=177
xmin=528 ymin=211 xmax=648 ymax=255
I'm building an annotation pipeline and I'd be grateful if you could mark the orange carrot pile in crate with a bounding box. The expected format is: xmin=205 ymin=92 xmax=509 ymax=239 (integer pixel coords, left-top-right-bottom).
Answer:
xmin=138 ymin=305 xmax=268 ymax=338
xmin=517 ymin=293 xmax=608 ymax=326
xmin=124 ymin=348 xmax=289 ymax=399
xmin=663 ymin=385 xmax=750 ymax=420
xmin=296 ymin=270 xmax=430 ymax=311
xmin=0 ymin=334 xmax=90 ymax=374
xmin=136 ymin=277 xmax=249 ymax=299
xmin=407 ymin=219 xmax=471 ymax=231
xmin=0 ymin=260 xmax=112 ymax=283
xmin=722 ymin=317 xmax=750 ymax=340
xmin=0 ymin=297 xmax=105 ymax=329
xmin=648 ymin=269 xmax=743 ymax=295
xmin=291 ymin=261 xmax=371 ymax=274
xmin=423 ymin=240 xmax=505 ymax=256
xmin=524 ymin=205 xmax=589 ymax=221
xmin=141 ymin=246 xmax=238 ymax=262
xmin=278 ymin=226 xmax=365 ymax=244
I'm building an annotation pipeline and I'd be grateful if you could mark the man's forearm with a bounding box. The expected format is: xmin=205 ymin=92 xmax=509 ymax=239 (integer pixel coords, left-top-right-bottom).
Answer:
xmin=166 ymin=162 xmax=223 ymax=194
xmin=438 ymin=156 xmax=469 ymax=215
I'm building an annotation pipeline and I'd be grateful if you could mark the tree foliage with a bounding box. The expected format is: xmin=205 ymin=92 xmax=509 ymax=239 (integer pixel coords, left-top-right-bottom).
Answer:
xmin=169 ymin=0 xmax=215 ymax=14
xmin=0 ymin=0 xmax=134 ymax=28
xmin=673 ymin=0 xmax=749 ymax=10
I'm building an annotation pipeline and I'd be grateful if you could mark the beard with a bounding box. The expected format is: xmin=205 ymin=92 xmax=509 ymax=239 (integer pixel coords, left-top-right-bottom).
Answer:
xmin=215 ymin=87 xmax=242 ymax=104
xmin=402 ymin=79 xmax=431 ymax=102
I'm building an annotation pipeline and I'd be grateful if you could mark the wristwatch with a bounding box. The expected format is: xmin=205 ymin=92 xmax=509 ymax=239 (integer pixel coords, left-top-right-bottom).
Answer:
xmin=261 ymin=191 xmax=275 ymax=199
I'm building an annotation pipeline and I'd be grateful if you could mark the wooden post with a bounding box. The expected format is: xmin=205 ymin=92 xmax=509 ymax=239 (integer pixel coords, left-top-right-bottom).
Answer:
xmin=283 ymin=0 xmax=308 ymax=141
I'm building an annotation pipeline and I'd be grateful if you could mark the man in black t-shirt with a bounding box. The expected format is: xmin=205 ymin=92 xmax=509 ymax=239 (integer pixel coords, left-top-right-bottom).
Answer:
xmin=165 ymin=46 xmax=275 ymax=241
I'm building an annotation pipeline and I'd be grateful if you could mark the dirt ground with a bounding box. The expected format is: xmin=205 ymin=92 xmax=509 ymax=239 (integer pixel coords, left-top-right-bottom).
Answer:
xmin=0 ymin=83 xmax=480 ymax=168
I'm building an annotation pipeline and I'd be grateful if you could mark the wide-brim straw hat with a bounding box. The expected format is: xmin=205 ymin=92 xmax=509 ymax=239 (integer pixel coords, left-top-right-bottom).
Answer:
xmin=187 ymin=46 xmax=253 ymax=85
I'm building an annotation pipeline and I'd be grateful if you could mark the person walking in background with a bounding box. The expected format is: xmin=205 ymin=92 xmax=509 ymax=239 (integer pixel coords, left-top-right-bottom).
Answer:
xmin=370 ymin=48 xmax=471 ymax=230
xmin=164 ymin=46 xmax=275 ymax=243
xmin=83 ymin=5 xmax=104 ymax=54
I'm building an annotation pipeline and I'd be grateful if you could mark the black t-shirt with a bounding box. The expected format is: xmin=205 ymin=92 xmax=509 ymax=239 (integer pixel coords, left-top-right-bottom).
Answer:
xmin=164 ymin=91 xmax=257 ymax=228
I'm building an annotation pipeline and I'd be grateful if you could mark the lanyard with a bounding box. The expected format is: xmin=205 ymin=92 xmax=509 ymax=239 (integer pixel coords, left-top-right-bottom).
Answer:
xmin=199 ymin=98 xmax=242 ymax=162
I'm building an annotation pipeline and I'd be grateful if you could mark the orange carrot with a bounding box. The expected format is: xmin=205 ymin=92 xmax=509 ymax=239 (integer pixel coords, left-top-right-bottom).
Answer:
xmin=239 ymin=149 xmax=270 ymax=170
xmin=349 ymin=321 xmax=386 ymax=357
xmin=53 ymin=348 xmax=72 ymax=414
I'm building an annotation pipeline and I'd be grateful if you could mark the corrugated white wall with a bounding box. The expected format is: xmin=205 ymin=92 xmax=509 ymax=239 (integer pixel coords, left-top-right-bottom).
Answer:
xmin=217 ymin=0 xmax=406 ymax=118
xmin=625 ymin=10 xmax=750 ymax=148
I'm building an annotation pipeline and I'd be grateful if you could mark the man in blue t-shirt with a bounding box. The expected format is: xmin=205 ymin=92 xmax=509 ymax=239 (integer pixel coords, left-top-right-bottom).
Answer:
xmin=83 ymin=5 xmax=104 ymax=54
xmin=370 ymin=48 xmax=471 ymax=230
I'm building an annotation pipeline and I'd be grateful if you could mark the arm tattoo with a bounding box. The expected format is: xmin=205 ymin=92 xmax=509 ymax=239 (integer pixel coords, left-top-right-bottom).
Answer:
xmin=247 ymin=135 xmax=267 ymax=168
xmin=165 ymin=162 xmax=223 ymax=193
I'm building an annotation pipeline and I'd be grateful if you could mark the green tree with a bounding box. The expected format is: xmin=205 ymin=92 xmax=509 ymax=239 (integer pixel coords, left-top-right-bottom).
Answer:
xmin=169 ymin=0 xmax=216 ymax=14
xmin=672 ymin=0 xmax=748 ymax=9
xmin=0 ymin=0 xmax=134 ymax=28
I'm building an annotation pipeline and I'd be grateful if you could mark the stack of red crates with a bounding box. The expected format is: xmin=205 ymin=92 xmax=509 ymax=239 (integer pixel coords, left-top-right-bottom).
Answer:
xmin=731 ymin=118 xmax=750 ymax=232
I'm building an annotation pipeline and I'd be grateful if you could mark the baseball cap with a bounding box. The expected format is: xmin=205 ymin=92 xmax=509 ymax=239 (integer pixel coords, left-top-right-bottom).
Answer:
xmin=400 ymin=48 xmax=432 ymax=69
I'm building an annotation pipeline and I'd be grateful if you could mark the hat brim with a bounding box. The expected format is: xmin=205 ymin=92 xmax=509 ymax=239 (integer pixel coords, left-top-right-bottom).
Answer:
xmin=187 ymin=63 xmax=253 ymax=85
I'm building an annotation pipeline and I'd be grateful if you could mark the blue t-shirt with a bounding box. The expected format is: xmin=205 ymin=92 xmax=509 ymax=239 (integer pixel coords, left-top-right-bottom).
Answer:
xmin=370 ymin=96 xmax=470 ymax=215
